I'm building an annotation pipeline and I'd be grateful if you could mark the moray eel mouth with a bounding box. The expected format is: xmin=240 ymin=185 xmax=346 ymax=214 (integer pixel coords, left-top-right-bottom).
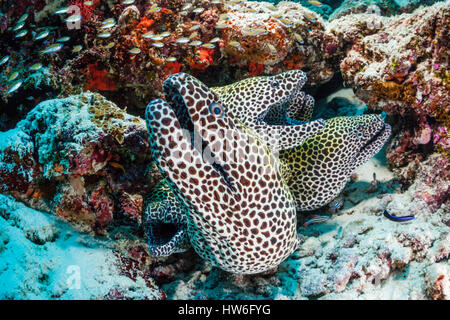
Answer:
xmin=360 ymin=122 xmax=391 ymax=153
xmin=357 ymin=116 xmax=392 ymax=160
xmin=147 ymin=221 xmax=179 ymax=246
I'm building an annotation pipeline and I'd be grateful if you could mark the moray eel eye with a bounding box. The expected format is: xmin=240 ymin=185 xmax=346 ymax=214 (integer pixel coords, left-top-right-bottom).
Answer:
xmin=208 ymin=102 xmax=224 ymax=118
xmin=270 ymin=80 xmax=280 ymax=88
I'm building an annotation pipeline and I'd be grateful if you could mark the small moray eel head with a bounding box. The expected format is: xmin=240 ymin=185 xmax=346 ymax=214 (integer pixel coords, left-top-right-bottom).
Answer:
xmin=142 ymin=180 xmax=190 ymax=257
xmin=280 ymin=114 xmax=391 ymax=211
xmin=213 ymin=70 xmax=309 ymax=125
xmin=145 ymin=73 xmax=298 ymax=274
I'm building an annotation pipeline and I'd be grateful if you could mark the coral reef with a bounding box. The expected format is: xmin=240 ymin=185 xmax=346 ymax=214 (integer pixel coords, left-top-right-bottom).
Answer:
xmin=0 ymin=0 xmax=341 ymax=116
xmin=328 ymin=2 xmax=449 ymax=167
xmin=0 ymin=92 xmax=161 ymax=234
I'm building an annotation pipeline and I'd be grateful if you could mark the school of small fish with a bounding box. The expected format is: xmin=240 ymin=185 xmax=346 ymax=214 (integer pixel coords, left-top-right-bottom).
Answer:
xmin=1 ymin=0 xmax=322 ymax=96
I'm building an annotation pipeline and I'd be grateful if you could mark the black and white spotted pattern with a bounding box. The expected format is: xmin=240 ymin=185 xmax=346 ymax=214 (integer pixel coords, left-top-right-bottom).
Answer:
xmin=145 ymin=73 xmax=298 ymax=274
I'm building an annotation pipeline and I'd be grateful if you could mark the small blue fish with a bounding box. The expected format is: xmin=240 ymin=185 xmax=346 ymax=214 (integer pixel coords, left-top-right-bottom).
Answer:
xmin=383 ymin=210 xmax=415 ymax=222
xmin=330 ymin=200 xmax=342 ymax=213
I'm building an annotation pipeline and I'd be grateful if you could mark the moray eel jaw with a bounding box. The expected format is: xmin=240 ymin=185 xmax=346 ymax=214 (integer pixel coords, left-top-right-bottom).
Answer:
xmin=142 ymin=181 xmax=190 ymax=257
xmin=146 ymin=73 xmax=298 ymax=274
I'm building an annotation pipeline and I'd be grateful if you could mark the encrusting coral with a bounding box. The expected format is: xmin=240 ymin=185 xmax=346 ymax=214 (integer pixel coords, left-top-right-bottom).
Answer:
xmin=327 ymin=1 xmax=449 ymax=172
xmin=0 ymin=92 xmax=160 ymax=234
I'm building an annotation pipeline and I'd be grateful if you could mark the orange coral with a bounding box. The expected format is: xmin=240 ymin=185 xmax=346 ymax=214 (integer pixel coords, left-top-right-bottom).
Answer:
xmin=84 ymin=63 xmax=116 ymax=91
xmin=371 ymin=80 xmax=416 ymax=104
xmin=248 ymin=62 xmax=264 ymax=76
xmin=186 ymin=48 xmax=214 ymax=71
xmin=138 ymin=17 xmax=155 ymax=29
xmin=164 ymin=62 xmax=182 ymax=77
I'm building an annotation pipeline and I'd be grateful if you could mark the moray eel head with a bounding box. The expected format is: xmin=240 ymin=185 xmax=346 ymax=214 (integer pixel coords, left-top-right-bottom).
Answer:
xmin=146 ymin=73 xmax=298 ymax=274
xmin=213 ymin=70 xmax=309 ymax=124
xmin=280 ymin=114 xmax=391 ymax=211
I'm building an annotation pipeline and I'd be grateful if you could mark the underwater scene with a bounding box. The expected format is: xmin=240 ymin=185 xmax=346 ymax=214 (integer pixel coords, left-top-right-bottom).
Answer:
xmin=0 ymin=0 xmax=448 ymax=301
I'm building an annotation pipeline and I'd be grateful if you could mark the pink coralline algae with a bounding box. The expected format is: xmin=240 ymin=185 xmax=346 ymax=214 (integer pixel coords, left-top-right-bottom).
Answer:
xmin=0 ymin=92 xmax=161 ymax=234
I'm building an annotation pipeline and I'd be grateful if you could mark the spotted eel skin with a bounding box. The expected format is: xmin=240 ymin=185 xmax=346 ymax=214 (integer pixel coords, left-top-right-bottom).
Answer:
xmin=145 ymin=73 xmax=299 ymax=274
xmin=143 ymin=71 xmax=391 ymax=268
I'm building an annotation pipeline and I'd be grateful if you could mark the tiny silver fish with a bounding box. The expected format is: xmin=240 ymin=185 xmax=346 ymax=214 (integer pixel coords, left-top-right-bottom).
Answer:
xmin=215 ymin=23 xmax=228 ymax=29
xmin=0 ymin=56 xmax=10 ymax=66
xmin=176 ymin=37 xmax=190 ymax=44
xmin=15 ymin=29 xmax=28 ymax=38
xmin=150 ymin=34 xmax=164 ymax=41
xmin=65 ymin=15 xmax=82 ymax=23
xmin=189 ymin=25 xmax=200 ymax=31
xmin=40 ymin=43 xmax=63 ymax=54
xmin=122 ymin=0 xmax=135 ymax=4
xmin=72 ymin=45 xmax=82 ymax=53
xmin=97 ymin=32 xmax=112 ymax=38
xmin=148 ymin=5 xmax=161 ymax=13
xmin=129 ymin=47 xmax=141 ymax=54
xmin=104 ymin=42 xmax=115 ymax=49
xmin=7 ymin=72 xmax=19 ymax=82
xmin=18 ymin=13 xmax=29 ymax=23
xmin=102 ymin=18 xmax=116 ymax=25
xmin=189 ymin=40 xmax=202 ymax=46
xmin=57 ymin=36 xmax=71 ymax=42
xmin=12 ymin=22 xmax=25 ymax=32
xmin=166 ymin=56 xmax=177 ymax=62
xmin=192 ymin=7 xmax=204 ymax=13
xmin=29 ymin=63 xmax=43 ymax=71
xmin=152 ymin=42 xmax=164 ymax=48
xmin=202 ymin=43 xmax=216 ymax=49
xmin=181 ymin=3 xmax=192 ymax=10
xmin=101 ymin=21 xmax=116 ymax=29
xmin=35 ymin=30 xmax=50 ymax=40
xmin=210 ymin=37 xmax=220 ymax=43
xmin=7 ymin=80 xmax=23 ymax=95
xmin=228 ymin=40 xmax=241 ymax=47
xmin=55 ymin=7 xmax=70 ymax=14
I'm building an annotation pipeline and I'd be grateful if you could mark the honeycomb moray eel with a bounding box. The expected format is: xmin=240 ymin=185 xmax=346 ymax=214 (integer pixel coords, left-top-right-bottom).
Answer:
xmin=279 ymin=115 xmax=391 ymax=211
xmin=143 ymin=72 xmax=391 ymax=265
xmin=145 ymin=72 xmax=299 ymax=274
xmin=142 ymin=71 xmax=325 ymax=259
